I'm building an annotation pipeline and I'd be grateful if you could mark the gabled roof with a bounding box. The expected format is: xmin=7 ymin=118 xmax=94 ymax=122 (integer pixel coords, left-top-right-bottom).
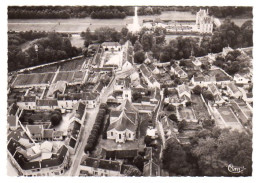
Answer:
xmin=101 ymin=42 xmax=121 ymax=47
xmin=8 ymin=103 xmax=19 ymax=116
xmin=36 ymin=99 xmax=58 ymax=107
xmin=81 ymin=157 xmax=121 ymax=172
xmin=14 ymin=152 xmax=41 ymax=170
xmin=227 ymin=83 xmax=240 ymax=94
xmin=140 ymin=64 xmax=152 ymax=78
xmin=7 ymin=138 xmax=23 ymax=156
xmin=47 ymin=81 xmax=67 ymax=97
xmin=208 ymin=83 xmax=219 ymax=95
xmin=178 ymin=85 xmax=190 ymax=95
xmin=107 ymin=111 xmax=137 ymax=132
xmin=43 ymin=129 xmax=53 ymax=139
xmin=27 ymin=125 xmax=43 ymax=135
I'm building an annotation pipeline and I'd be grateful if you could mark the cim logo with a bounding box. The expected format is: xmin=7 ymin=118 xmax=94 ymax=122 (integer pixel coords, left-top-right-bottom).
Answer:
xmin=227 ymin=164 xmax=246 ymax=174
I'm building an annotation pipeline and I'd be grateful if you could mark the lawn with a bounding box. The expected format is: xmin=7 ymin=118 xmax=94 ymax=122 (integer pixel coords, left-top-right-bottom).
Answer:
xmin=217 ymin=106 xmax=239 ymax=123
xmin=54 ymin=71 xmax=74 ymax=83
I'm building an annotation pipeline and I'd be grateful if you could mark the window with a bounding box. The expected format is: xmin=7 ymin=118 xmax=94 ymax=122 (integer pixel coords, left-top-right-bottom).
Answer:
xmin=129 ymin=133 xmax=131 ymax=138
xmin=119 ymin=134 xmax=121 ymax=139
xmin=125 ymin=94 xmax=128 ymax=97
xmin=111 ymin=132 xmax=113 ymax=136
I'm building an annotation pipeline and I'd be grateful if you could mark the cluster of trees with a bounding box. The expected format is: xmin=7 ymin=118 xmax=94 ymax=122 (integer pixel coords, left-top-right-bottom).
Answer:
xmin=193 ymin=85 xmax=214 ymax=101
xmin=84 ymin=104 xmax=108 ymax=153
xmin=214 ymin=49 xmax=251 ymax=76
xmin=208 ymin=6 xmax=253 ymax=18
xmin=163 ymin=127 xmax=252 ymax=176
xmin=90 ymin=10 xmax=127 ymax=19
xmin=134 ymin=18 xmax=252 ymax=65
xmin=8 ymin=6 xmax=134 ymax=19
xmin=8 ymin=31 xmax=81 ymax=72
xmin=137 ymin=6 xmax=162 ymax=15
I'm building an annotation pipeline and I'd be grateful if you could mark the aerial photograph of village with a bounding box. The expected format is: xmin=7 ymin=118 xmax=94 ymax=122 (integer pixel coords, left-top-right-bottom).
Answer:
xmin=7 ymin=5 xmax=253 ymax=177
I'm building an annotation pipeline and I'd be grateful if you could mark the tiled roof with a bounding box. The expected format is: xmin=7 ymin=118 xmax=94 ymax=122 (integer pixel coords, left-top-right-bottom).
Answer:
xmin=69 ymin=137 xmax=77 ymax=148
xmin=81 ymin=157 xmax=121 ymax=172
xmin=27 ymin=125 xmax=43 ymax=135
xmin=36 ymin=99 xmax=58 ymax=106
xmin=8 ymin=103 xmax=19 ymax=116
xmin=43 ymin=129 xmax=53 ymax=139
xmin=14 ymin=152 xmax=41 ymax=170
xmin=140 ymin=64 xmax=152 ymax=78
xmin=107 ymin=111 xmax=137 ymax=132
xmin=228 ymin=83 xmax=240 ymax=94
xmin=102 ymin=42 xmax=121 ymax=47
xmin=7 ymin=138 xmax=23 ymax=156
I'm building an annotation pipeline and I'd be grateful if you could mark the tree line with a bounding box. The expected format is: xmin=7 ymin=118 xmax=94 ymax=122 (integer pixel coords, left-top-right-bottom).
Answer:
xmin=8 ymin=6 xmax=252 ymax=19
xmin=8 ymin=31 xmax=81 ymax=72
xmin=8 ymin=6 xmax=134 ymax=19
xmin=162 ymin=127 xmax=252 ymax=176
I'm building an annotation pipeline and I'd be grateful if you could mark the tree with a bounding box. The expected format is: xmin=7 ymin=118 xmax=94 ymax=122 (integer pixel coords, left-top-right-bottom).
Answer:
xmin=132 ymin=92 xmax=142 ymax=102
xmin=134 ymin=40 xmax=143 ymax=52
xmin=134 ymin=51 xmax=145 ymax=64
xmin=50 ymin=111 xmax=62 ymax=126
xmin=178 ymin=120 xmax=187 ymax=132
xmin=162 ymin=138 xmax=192 ymax=175
xmin=123 ymin=165 xmax=142 ymax=176
xmin=193 ymin=85 xmax=202 ymax=95
xmin=144 ymin=135 xmax=153 ymax=146
xmin=133 ymin=155 xmax=145 ymax=172
xmin=140 ymin=33 xmax=154 ymax=51
xmin=168 ymin=113 xmax=178 ymax=122
xmin=203 ymin=91 xmax=214 ymax=101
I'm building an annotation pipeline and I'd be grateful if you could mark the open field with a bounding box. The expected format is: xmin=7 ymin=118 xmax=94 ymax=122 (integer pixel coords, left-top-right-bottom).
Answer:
xmin=217 ymin=106 xmax=239 ymax=123
xmin=12 ymin=73 xmax=55 ymax=86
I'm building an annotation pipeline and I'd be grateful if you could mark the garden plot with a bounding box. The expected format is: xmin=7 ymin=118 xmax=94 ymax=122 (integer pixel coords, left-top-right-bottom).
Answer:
xmin=217 ymin=106 xmax=239 ymax=123
xmin=191 ymin=94 xmax=211 ymax=120
xmin=53 ymin=71 xmax=86 ymax=84
xmin=12 ymin=72 xmax=55 ymax=87
xmin=59 ymin=58 xmax=86 ymax=71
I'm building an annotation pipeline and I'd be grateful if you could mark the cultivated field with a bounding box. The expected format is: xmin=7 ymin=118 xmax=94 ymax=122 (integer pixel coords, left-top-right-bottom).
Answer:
xmin=12 ymin=73 xmax=55 ymax=86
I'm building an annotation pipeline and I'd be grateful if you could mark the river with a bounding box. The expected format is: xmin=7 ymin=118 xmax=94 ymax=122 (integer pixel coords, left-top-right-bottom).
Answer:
xmin=8 ymin=11 xmax=250 ymax=33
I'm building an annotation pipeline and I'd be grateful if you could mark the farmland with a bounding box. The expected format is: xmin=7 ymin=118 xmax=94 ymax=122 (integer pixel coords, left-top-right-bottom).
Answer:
xmin=12 ymin=73 xmax=55 ymax=87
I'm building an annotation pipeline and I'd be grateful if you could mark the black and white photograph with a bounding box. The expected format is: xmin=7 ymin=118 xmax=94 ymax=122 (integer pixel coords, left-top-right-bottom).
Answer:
xmin=3 ymin=0 xmax=257 ymax=181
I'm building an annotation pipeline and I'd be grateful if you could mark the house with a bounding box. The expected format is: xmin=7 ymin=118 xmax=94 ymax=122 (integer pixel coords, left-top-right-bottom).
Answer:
xmin=17 ymin=96 xmax=37 ymax=110
xmin=208 ymin=83 xmax=220 ymax=96
xmin=177 ymin=84 xmax=191 ymax=99
xmin=170 ymin=66 xmax=188 ymax=78
xmin=222 ymin=46 xmax=233 ymax=57
xmin=46 ymin=81 xmax=67 ymax=98
xmin=78 ymin=157 xmax=122 ymax=176
xmin=107 ymin=100 xmax=138 ymax=143
xmin=7 ymin=103 xmax=20 ymax=131
xmin=157 ymin=116 xmax=178 ymax=147
xmin=102 ymin=42 xmax=122 ymax=52
xmin=36 ymin=99 xmax=59 ymax=110
xmin=143 ymin=147 xmax=160 ymax=176
xmin=111 ymin=78 xmax=132 ymax=102
xmin=140 ymin=64 xmax=160 ymax=89
xmin=7 ymin=138 xmax=70 ymax=176
xmin=66 ymin=120 xmax=83 ymax=154
xmin=147 ymin=64 xmax=160 ymax=75
xmin=234 ymin=73 xmax=250 ymax=85
xmin=26 ymin=125 xmax=44 ymax=141
xmin=192 ymin=58 xmax=202 ymax=67
xmin=227 ymin=83 xmax=243 ymax=98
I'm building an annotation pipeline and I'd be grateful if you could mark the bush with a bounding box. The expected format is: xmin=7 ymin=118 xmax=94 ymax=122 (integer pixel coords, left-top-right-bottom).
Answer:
xmin=193 ymin=85 xmax=202 ymax=95
xmin=169 ymin=113 xmax=178 ymax=122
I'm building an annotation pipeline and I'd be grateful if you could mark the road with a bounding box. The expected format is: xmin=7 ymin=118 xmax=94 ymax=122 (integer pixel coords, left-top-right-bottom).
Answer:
xmin=67 ymin=67 xmax=135 ymax=176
